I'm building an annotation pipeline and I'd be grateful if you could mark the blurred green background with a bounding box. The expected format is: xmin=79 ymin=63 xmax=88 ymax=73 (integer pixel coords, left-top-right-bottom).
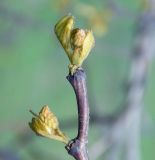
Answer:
xmin=0 ymin=0 xmax=155 ymax=160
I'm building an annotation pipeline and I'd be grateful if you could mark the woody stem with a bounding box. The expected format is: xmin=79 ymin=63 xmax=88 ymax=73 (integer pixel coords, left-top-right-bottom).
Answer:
xmin=65 ymin=68 xmax=89 ymax=160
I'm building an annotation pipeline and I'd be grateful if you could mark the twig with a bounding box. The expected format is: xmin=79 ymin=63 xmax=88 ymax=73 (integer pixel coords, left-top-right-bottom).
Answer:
xmin=65 ymin=69 xmax=89 ymax=160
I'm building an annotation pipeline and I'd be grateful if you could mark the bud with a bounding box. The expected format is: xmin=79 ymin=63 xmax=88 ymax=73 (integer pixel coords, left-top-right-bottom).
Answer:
xmin=70 ymin=28 xmax=86 ymax=49
xmin=29 ymin=105 xmax=68 ymax=144
xmin=54 ymin=15 xmax=95 ymax=75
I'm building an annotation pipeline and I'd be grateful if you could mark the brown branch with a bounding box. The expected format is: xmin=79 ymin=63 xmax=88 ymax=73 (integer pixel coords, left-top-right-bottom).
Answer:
xmin=65 ymin=69 xmax=89 ymax=160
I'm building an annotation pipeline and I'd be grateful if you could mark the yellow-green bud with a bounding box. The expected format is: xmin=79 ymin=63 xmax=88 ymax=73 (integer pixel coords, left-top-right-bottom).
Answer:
xmin=54 ymin=15 xmax=95 ymax=75
xmin=29 ymin=105 xmax=69 ymax=144
xmin=70 ymin=28 xmax=86 ymax=49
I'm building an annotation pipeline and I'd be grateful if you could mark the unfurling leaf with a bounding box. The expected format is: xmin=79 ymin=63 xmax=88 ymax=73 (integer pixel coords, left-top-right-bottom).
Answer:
xmin=54 ymin=15 xmax=95 ymax=75
xmin=29 ymin=105 xmax=69 ymax=144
